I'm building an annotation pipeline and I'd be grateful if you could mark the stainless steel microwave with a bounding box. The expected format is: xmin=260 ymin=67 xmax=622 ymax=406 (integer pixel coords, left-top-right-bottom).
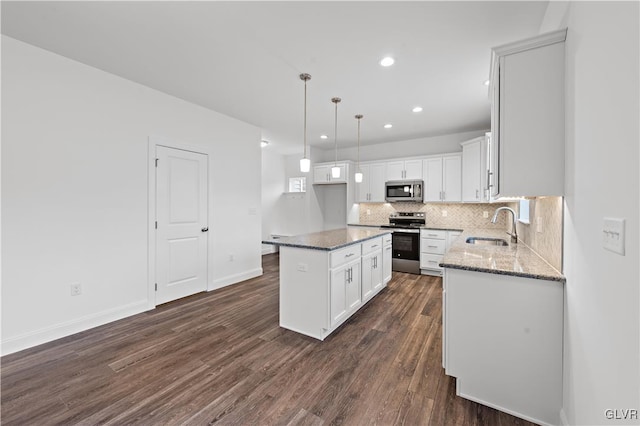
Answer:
xmin=385 ymin=180 xmax=424 ymax=202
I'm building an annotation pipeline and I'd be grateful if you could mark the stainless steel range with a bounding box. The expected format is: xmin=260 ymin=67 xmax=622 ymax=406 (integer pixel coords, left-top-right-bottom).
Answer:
xmin=380 ymin=212 xmax=425 ymax=274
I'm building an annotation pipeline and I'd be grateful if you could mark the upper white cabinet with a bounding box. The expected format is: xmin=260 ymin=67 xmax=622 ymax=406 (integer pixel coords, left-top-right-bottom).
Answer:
xmin=423 ymin=154 xmax=462 ymax=202
xmin=356 ymin=162 xmax=386 ymax=202
xmin=386 ymin=159 xmax=422 ymax=181
xmin=314 ymin=162 xmax=348 ymax=184
xmin=489 ymin=29 xmax=567 ymax=198
xmin=461 ymin=135 xmax=489 ymax=202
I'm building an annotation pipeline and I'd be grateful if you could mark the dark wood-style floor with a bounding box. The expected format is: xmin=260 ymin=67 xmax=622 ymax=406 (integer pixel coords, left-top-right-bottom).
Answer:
xmin=1 ymin=254 xmax=536 ymax=425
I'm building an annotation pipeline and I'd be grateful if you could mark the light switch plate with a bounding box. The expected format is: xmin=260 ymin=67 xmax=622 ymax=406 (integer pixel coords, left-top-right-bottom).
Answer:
xmin=603 ymin=217 xmax=625 ymax=255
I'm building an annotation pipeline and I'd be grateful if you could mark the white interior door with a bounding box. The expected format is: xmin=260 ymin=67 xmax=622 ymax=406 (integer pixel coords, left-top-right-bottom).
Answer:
xmin=156 ymin=145 xmax=208 ymax=305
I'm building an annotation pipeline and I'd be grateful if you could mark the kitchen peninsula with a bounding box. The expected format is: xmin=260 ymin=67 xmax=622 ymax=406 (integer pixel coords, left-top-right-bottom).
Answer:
xmin=263 ymin=227 xmax=392 ymax=340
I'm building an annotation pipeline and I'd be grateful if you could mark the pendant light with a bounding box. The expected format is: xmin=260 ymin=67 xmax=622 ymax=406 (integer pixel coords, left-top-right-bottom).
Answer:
xmin=331 ymin=97 xmax=342 ymax=178
xmin=299 ymin=73 xmax=311 ymax=173
xmin=354 ymin=114 xmax=364 ymax=183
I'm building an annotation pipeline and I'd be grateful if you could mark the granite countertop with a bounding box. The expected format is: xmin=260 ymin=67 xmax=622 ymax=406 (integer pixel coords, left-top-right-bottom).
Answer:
xmin=262 ymin=227 xmax=391 ymax=251
xmin=441 ymin=228 xmax=565 ymax=282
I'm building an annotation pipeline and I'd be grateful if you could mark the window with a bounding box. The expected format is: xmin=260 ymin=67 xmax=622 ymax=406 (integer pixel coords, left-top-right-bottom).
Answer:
xmin=518 ymin=199 xmax=530 ymax=224
xmin=288 ymin=177 xmax=306 ymax=193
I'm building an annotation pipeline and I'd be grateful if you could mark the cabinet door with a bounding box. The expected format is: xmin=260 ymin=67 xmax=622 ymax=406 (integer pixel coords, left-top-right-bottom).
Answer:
xmin=330 ymin=265 xmax=348 ymax=327
xmin=356 ymin=164 xmax=370 ymax=202
xmin=361 ymin=253 xmax=374 ymax=301
xmin=404 ymin=159 xmax=423 ymax=180
xmin=442 ymin=155 xmax=462 ymax=202
xmin=313 ymin=165 xmax=329 ymax=184
xmin=383 ymin=244 xmax=392 ymax=284
xmin=386 ymin=161 xmax=405 ymax=181
xmin=371 ymin=252 xmax=384 ymax=292
xmin=462 ymin=141 xmax=481 ymax=202
xmin=423 ymin=158 xmax=443 ymax=202
xmin=369 ymin=163 xmax=386 ymax=202
xmin=346 ymin=262 xmax=361 ymax=311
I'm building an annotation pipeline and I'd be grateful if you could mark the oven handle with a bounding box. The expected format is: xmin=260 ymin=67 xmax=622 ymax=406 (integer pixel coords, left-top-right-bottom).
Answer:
xmin=390 ymin=229 xmax=421 ymax=234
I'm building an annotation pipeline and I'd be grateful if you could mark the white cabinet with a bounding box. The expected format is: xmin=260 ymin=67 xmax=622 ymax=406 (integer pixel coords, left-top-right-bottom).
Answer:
xmin=382 ymin=234 xmax=392 ymax=284
xmin=423 ymin=154 xmax=462 ymax=202
xmin=420 ymin=229 xmax=447 ymax=275
xmin=362 ymin=251 xmax=382 ymax=302
xmin=420 ymin=229 xmax=461 ymax=276
xmin=443 ymin=268 xmax=563 ymax=425
xmin=330 ymin=258 xmax=361 ymax=328
xmin=461 ymin=136 xmax=489 ymax=202
xmin=386 ymin=159 xmax=422 ymax=181
xmin=356 ymin=162 xmax=386 ymax=202
xmin=313 ymin=162 xmax=347 ymax=184
xmin=489 ymin=29 xmax=566 ymax=198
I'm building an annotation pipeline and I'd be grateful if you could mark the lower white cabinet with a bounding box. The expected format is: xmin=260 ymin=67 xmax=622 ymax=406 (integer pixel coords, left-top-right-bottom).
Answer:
xmin=443 ymin=268 xmax=563 ymax=425
xmin=279 ymin=235 xmax=391 ymax=340
xmin=330 ymin=258 xmax=361 ymax=328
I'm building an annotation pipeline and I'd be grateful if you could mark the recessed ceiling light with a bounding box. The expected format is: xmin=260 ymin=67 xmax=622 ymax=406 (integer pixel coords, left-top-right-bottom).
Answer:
xmin=412 ymin=106 xmax=423 ymax=113
xmin=380 ymin=57 xmax=395 ymax=67
xmin=260 ymin=140 xmax=269 ymax=147
xmin=320 ymin=135 xmax=328 ymax=140
xmin=384 ymin=123 xmax=393 ymax=129
xmin=484 ymin=79 xmax=490 ymax=86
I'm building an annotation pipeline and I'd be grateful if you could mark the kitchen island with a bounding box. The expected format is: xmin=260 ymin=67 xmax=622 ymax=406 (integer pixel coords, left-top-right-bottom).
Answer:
xmin=262 ymin=227 xmax=392 ymax=340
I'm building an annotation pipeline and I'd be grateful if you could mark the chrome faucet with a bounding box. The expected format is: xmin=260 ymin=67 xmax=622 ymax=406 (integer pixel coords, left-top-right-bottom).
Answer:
xmin=491 ymin=207 xmax=518 ymax=243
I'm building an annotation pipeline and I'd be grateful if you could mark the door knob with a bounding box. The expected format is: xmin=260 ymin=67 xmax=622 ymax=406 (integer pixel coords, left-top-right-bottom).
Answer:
xmin=201 ymin=227 xmax=209 ymax=232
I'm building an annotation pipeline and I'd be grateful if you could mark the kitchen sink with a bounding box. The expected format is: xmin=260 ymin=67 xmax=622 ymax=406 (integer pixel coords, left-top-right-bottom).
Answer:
xmin=465 ymin=237 xmax=509 ymax=246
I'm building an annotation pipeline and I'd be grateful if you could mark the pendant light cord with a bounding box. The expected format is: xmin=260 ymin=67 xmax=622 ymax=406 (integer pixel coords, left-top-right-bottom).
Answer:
xmin=303 ymin=79 xmax=307 ymax=158
xmin=332 ymin=97 xmax=341 ymax=166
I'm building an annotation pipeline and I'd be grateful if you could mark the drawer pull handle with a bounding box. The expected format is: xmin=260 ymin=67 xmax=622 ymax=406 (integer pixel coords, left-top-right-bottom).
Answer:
xmin=345 ymin=253 xmax=355 ymax=258
xmin=371 ymin=244 xmax=379 ymax=248
xmin=428 ymin=245 xmax=438 ymax=248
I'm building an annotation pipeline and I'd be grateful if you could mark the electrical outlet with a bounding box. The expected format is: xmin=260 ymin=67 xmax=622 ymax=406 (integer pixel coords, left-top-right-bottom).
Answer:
xmin=70 ymin=283 xmax=82 ymax=296
xmin=536 ymin=217 xmax=543 ymax=233
xmin=229 ymin=253 xmax=235 ymax=262
xmin=366 ymin=209 xmax=371 ymax=215
xmin=442 ymin=210 xmax=448 ymax=217
xmin=297 ymin=263 xmax=308 ymax=272
xmin=483 ymin=211 xmax=489 ymax=218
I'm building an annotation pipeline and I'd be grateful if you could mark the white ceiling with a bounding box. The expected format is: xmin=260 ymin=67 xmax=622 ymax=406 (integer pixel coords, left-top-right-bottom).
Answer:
xmin=1 ymin=1 xmax=548 ymax=154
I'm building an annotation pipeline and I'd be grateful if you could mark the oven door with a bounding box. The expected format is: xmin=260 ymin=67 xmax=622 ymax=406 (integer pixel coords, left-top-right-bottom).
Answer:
xmin=391 ymin=230 xmax=420 ymax=261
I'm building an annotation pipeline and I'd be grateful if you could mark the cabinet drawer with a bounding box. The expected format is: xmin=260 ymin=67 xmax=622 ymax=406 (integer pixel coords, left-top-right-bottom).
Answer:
xmin=331 ymin=244 xmax=362 ymax=269
xmin=382 ymin=233 xmax=392 ymax=246
xmin=421 ymin=238 xmax=446 ymax=254
xmin=421 ymin=229 xmax=446 ymax=240
xmin=421 ymin=253 xmax=444 ymax=270
xmin=362 ymin=237 xmax=383 ymax=255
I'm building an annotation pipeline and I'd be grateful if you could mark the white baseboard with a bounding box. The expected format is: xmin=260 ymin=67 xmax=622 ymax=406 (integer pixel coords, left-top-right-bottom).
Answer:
xmin=1 ymin=300 xmax=150 ymax=356
xmin=210 ymin=267 xmax=263 ymax=291
xmin=262 ymin=244 xmax=277 ymax=255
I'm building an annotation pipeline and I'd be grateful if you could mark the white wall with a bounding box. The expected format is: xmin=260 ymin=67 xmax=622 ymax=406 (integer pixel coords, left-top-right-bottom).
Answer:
xmin=317 ymin=129 xmax=486 ymax=163
xmin=1 ymin=36 xmax=263 ymax=355
xmin=554 ymin=3 xmax=639 ymax=425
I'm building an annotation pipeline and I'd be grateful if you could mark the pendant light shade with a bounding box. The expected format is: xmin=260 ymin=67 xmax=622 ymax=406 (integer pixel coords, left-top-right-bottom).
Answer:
xmin=300 ymin=158 xmax=310 ymax=173
xmin=299 ymin=73 xmax=311 ymax=173
xmin=354 ymin=114 xmax=364 ymax=183
xmin=331 ymin=97 xmax=342 ymax=178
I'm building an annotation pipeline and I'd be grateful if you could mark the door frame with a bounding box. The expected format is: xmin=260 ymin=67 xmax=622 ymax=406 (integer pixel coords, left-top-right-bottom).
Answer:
xmin=147 ymin=136 xmax=212 ymax=309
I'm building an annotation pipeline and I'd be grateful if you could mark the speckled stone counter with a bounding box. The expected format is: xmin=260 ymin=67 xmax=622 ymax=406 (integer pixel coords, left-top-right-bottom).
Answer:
xmin=441 ymin=228 xmax=565 ymax=282
xmin=262 ymin=227 xmax=391 ymax=251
